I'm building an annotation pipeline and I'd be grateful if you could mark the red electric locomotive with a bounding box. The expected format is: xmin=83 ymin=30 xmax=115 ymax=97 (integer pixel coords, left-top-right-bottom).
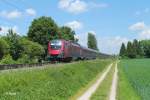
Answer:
xmin=47 ymin=39 xmax=98 ymax=61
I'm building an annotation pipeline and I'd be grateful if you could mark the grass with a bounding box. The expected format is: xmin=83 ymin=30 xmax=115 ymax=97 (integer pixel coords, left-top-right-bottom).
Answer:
xmin=0 ymin=59 xmax=112 ymax=100
xmin=90 ymin=62 xmax=115 ymax=100
xmin=117 ymin=59 xmax=150 ymax=100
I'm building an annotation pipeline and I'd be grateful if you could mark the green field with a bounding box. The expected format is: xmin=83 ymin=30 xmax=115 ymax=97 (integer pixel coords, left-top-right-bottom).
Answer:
xmin=118 ymin=59 xmax=150 ymax=100
xmin=0 ymin=60 xmax=111 ymax=100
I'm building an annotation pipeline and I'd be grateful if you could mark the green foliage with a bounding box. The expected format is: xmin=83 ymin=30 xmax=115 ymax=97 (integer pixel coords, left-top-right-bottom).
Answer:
xmin=0 ymin=38 xmax=9 ymax=60
xmin=133 ymin=39 xmax=144 ymax=58
xmin=0 ymin=60 xmax=111 ymax=100
xmin=0 ymin=54 xmax=16 ymax=64
xmin=126 ymin=41 xmax=136 ymax=58
xmin=59 ymin=26 xmax=75 ymax=41
xmin=17 ymin=54 xmax=29 ymax=64
xmin=140 ymin=40 xmax=150 ymax=58
xmin=120 ymin=39 xmax=149 ymax=59
xmin=133 ymin=39 xmax=139 ymax=55
xmin=119 ymin=59 xmax=150 ymax=100
xmin=87 ymin=33 xmax=98 ymax=51
xmin=20 ymin=38 xmax=45 ymax=62
xmin=119 ymin=43 xmax=126 ymax=58
xmin=5 ymin=29 xmax=23 ymax=60
xmin=0 ymin=29 xmax=45 ymax=64
xmin=27 ymin=16 xmax=59 ymax=49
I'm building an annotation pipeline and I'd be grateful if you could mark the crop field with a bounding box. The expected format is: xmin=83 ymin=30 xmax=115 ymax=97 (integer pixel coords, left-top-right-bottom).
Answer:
xmin=0 ymin=59 xmax=112 ymax=100
xmin=118 ymin=59 xmax=150 ymax=100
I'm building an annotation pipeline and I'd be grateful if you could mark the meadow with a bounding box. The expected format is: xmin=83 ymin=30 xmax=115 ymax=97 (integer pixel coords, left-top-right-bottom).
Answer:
xmin=0 ymin=59 xmax=111 ymax=100
xmin=118 ymin=59 xmax=150 ymax=100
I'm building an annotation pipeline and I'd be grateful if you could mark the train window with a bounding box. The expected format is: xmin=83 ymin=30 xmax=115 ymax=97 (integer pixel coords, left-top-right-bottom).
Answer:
xmin=50 ymin=40 xmax=62 ymax=50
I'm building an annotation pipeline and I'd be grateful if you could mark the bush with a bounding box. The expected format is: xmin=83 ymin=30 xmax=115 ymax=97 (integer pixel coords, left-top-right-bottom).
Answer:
xmin=20 ymin=38 xmax=45 ymax=62
xmin=0 ymin=38 xmax=9 ymax=60
xmin=0 ymin=55 xmax=16 ymax=64
xmin=17 ymin=54 xmax=38 ymax=64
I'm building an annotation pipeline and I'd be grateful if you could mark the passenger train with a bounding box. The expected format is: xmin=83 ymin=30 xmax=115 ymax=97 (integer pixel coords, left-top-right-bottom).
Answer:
xmin=47 ymin=39 xmax=111 ymax=61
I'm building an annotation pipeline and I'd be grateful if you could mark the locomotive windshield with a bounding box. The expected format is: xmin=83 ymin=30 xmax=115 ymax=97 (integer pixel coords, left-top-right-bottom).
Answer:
xmin=50 ymin=40 xmax=62 ymax=50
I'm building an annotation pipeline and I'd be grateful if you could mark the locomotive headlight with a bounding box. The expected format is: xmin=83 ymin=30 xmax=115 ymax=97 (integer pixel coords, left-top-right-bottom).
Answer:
xmin=51 ymin=43 xmax=55 ymax=45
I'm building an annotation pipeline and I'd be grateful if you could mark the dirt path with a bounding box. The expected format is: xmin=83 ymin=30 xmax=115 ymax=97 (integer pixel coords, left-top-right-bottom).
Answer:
xmin=77 ymin=63 xmax=113 ymax=100
xmin=109 ymin=62 xmax=118 ymax=100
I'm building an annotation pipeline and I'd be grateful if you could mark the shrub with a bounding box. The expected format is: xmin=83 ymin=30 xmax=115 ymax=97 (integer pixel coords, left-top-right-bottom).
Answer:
xmin=0 ymin=38 xmax=9 ymax=60
xmin=0 ymin=55 xmax=16 ymax=64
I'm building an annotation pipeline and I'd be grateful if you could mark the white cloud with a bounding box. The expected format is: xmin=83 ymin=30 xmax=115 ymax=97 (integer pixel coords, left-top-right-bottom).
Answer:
xmin=0 ymin=10 xmax=22 ymax=19
xmin=129 ymin=22 xmax=150 ymax=40
xmin=58 ymin=0 xmax=108 ymax=14
xmin=58 ymin=0 xmax=87 ymax=14
xmin=98 ymin=36 xmax=129 ymax=54
xmin=26 ymin=8 xmax=36 ymax=16
xmin=129 ymin=22 xmax=146 ymax=31
xmin=65 ymin=20 xmax=83 ymax=30
xmin=140 ymin=30 xmax=150 ymax=39
xmin=0 ymin=26 xmax=18 ymax=36
xmin=0 ymin=8 xmax=36 ymax=19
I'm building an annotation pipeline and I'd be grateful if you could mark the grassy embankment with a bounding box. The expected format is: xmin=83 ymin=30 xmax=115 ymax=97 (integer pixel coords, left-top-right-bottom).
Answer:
xmin=0 ymin=59 xmax=112 ymax=100
xmin=90 ymin=62 xmax=116 ymax=100
xmin=117 ymin=59 xmax=150 ymax=100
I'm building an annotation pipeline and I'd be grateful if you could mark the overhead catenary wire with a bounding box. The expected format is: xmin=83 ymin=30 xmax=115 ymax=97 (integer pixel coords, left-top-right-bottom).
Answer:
xmin=0 ymin=0 xmax=34 ymax=32
xmin=0 ymin=0 xmax=23 ymax=30
xmin=0 ymin=0 xmax=27 ymax=12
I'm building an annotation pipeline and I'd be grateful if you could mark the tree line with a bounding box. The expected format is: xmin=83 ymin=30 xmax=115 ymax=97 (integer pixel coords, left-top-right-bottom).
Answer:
xmin=119 ymin=39 xmax=150 ymax=58
xmin=0 ymin=16 xmax=98 ymax=64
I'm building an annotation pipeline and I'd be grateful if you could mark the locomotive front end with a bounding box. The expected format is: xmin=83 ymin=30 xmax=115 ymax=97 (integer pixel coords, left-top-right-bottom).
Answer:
xmin=48 ymin=40 xmax=64 ymax=61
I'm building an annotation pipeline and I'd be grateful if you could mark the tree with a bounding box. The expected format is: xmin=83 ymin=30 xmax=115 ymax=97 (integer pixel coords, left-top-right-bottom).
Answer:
xmin=87 ymin=33 xmax=98 ymax=51
xmin=27 ymin=16 xmax=59 ymax=49
xmin=140 ymin=40 xmax=150 ymax=58
xmin=133 ymin=39 xmax=144 ymax=57
xmin=5 ymin=29 xmax=23 ymax=60
xmin=59 ymin=26 xmax=75 ymax=41
xmin=119 ymin=43 xmax=126 ymax=57
xmin=132 ymin=39 xmax=138 ymax=56
xmin=138 ymin=44 xmax=145 ymax=57
xmin=126 ymin=41 xmax=136 ymax=58
xmin=0 ymin=38 xmax=9 ymax=60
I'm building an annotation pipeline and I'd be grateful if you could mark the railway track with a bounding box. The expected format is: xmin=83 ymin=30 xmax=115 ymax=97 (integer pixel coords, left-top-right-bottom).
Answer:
xmin=0 ymin=54 xmax=113 ymax=71
xmin=0 ymin=62 xmax=56 ymax=71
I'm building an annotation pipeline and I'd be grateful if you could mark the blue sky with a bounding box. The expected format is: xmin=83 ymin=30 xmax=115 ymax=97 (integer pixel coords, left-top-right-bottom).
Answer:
xmin=0 ymin=0 xmax=150 ymax=54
